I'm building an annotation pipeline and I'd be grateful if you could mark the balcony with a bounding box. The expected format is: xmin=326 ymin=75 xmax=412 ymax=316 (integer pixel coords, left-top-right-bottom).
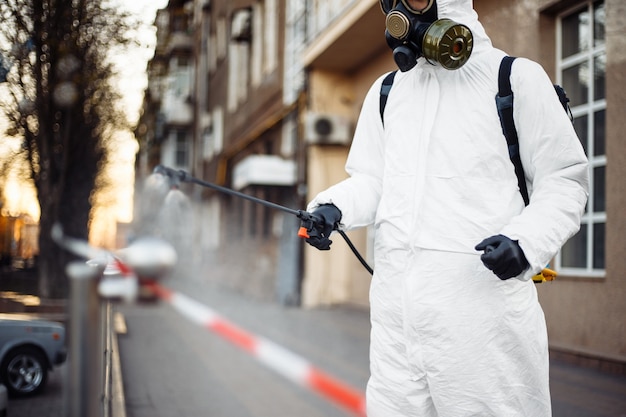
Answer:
xmin=162 ymin=94 xmax=192 ymax=125
xmin=303 ymin=0 xmax=387 ymax=72
xmin=166 ymin=31 xmax=193 ymax=54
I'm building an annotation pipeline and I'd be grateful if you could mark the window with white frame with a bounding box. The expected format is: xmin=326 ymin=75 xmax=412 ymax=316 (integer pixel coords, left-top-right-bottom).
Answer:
xmin=227 ymin=42 xmax=249 ymax=111
xmin=251 ymin=2 xmax=263 ymax=86
xmin=284 ymin=0 xmax=306 ymax=104
xmin=263 ymin=0 xmax=278 ymax=75
xmin=213 ymin=106 xmax=224 ymax=154
xmin=555 ymin=0 xmax=606 ymax=276
xmin=228 ymin=8 xmax=251 ymax=111
xmin=175 ymin=129 xmax=189 ymax=167
xmin=306 ymin=0 xmax=354 ymax=40
xmin=250 ymin=0 xmax=278 ymax=86
xmin=171 ymin=56 xmax=191 ymax=98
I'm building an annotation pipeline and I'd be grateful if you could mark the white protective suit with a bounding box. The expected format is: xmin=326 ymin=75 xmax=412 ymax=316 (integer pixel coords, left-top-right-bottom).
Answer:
xmin=307 ymin=1 xmax=589 ymax=416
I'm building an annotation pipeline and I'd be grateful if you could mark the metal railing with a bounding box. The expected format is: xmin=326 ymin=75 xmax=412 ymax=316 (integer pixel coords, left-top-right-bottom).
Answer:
xmin=65 ymin=262 xmax=106 ymax=417
xmin=65 ymin=261 xmax=128 ymax=417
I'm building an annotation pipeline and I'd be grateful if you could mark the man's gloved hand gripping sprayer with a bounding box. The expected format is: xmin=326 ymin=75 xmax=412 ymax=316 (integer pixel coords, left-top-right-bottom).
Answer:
xmin=153 ymin=166 xmax=374 ymax=275
xmin=297 ymin=204 xmax=341 ymax=250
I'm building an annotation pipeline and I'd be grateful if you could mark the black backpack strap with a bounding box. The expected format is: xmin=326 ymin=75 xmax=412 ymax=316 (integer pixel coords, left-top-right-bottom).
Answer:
xmin=380 ymin=70 xmax=397 ymax=127
xmin=496 ymin=56 xmax=530 ymax=206
xmin=554 ymin=84 xmax=574 ymax=122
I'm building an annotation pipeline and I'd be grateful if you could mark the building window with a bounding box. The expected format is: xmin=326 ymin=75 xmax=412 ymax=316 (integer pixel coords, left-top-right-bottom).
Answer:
xmin=217 ymin=17 xmax=227 ymax=60
xmin=284 ymin=0 xmax=306 ymax=104
xmin=213 ymin=106 xmax=224 ymax=154
xmin=175 ymin=129 xmax=189 ymax=167
xmin=228 ymin=9 xmax=251 ymax=111
xmin=306 ymin=0 xmax=353 ymax=40
xmin=208 ymin=33 xmax=217 ymax=73
xmin=171 ymin=56 xmax=191 ymax=98
xmin=556 ymin=0 xmax=606 ymax=276
xmin=202 ymin=125 xmax=213 ymax=160
xmin=251 ymin=2 xmax=263 ymax=86
xmin=263 ymin=0 xmax=278 ymax=75
xmin=171 ymin=9 xmax=190 ymax=33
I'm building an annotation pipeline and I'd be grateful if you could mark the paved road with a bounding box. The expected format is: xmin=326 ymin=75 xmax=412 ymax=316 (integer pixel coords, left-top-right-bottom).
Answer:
xmin=550 ymin=360 xmax=626 ymax=417
xmin=116 ymin=279 xmax=370 ymax=417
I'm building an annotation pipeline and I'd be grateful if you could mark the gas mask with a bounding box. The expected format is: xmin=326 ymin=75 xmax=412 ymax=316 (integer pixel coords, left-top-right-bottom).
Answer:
xmin=380 ymin=0 xmax=473 ymax=72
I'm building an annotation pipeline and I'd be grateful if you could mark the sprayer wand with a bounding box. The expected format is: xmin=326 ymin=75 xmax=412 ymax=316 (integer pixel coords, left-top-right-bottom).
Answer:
xmin=153 ymin=165 xmax=374 ymax=276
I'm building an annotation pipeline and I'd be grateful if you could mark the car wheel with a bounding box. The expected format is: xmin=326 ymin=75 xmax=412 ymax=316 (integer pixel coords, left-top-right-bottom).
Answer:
xmin=0 ymin=347 xmax=48 ymax=397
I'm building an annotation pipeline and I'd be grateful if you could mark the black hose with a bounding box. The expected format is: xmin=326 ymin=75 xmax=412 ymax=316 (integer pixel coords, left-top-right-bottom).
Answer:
xmin=338 ymin=230 xmax=374 ymax=275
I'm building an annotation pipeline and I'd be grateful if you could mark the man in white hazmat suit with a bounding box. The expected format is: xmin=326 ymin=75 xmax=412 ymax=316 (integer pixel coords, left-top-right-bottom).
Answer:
xmin=303 ymin=0 xmax=589 ymax=416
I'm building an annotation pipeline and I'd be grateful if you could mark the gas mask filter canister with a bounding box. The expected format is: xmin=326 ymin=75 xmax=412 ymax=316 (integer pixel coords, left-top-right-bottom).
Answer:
xmin=380 ymin=0 xmax=473 ymax=72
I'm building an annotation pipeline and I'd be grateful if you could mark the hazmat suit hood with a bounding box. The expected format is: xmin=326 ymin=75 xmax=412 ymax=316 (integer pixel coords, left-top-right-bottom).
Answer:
xmin=436 ymin=0 xmax=492 ymax=54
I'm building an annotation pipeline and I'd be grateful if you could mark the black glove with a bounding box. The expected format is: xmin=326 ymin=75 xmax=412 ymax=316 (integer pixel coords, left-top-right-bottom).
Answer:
xmin=475 ymin=234 xmax=529 ymax=280
xmin=304 ymin=204 xmax=342 ymax=251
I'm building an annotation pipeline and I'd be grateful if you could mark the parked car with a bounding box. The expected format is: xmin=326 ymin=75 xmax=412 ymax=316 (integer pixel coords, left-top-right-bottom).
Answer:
xmin=0 ymin=383 xmax=6 ymax=416
xmin=0 ymin=314 xmax=66 ymax=397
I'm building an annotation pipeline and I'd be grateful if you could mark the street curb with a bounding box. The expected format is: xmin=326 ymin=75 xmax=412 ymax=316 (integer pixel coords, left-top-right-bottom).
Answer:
xmin=104 ymin=303 xmax=127 ymax=417
xmin=111 ymin=325 xmax=126 ymax=417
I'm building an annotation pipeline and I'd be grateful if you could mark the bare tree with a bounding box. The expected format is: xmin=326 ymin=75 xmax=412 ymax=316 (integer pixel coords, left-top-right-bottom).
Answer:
xmin=0 ymin=0 xmax=135 ymax=297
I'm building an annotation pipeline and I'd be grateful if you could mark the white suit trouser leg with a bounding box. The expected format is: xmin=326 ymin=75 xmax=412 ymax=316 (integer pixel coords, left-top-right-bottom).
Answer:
xmin=366 ymin=250 xmax=551 ymax=417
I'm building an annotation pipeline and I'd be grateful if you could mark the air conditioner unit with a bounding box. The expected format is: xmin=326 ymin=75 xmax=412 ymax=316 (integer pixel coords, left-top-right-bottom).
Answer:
xmin=232 ymin=155 xmax=297 ymax=190
xmin=304 ymin=113 xmax=351 ymax=145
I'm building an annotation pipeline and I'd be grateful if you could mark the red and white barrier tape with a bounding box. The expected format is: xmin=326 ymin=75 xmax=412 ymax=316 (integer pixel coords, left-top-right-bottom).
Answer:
xmin=146 ymin=282 xmax=367 ymax=417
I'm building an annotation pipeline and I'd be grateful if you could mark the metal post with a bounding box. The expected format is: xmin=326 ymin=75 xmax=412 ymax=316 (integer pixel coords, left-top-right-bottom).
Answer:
xmin=65 ymin=261 xmax=104 ymax=417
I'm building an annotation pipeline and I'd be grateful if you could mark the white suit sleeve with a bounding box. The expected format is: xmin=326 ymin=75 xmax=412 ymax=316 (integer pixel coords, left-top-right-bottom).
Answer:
xmin=307 ymin=74 xmax=388 ymax=230
xmin=500 ymin=59 xmax=590 ymax=280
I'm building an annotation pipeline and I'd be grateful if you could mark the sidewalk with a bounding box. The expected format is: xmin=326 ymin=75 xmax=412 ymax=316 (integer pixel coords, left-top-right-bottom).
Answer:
xmin=2 ymin=269 xmax=626 ymax=417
